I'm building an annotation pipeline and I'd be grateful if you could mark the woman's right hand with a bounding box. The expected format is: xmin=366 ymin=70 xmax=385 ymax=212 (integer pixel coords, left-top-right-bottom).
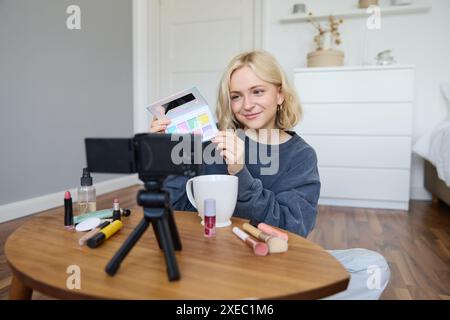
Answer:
xmin=149 ymin=118 xmax=172 ymax=133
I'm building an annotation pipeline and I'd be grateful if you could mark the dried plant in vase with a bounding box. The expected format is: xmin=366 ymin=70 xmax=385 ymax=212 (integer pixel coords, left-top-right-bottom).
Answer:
xmin=308 ymin=13 xmax=344 ymax=51
xmin=307 ymin=13 xmax=345 ymax=67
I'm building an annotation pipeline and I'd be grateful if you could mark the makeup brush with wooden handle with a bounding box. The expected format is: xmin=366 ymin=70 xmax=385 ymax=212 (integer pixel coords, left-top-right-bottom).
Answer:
xmin=243 ymin=223 xmax=288 ymax=253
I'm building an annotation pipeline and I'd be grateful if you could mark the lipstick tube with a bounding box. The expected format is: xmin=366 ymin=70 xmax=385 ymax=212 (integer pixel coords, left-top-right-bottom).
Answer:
xmin=64 ymin=191 xmax=74 ymax=230
xmin=112 ymin=198 xmax=121 ymax=221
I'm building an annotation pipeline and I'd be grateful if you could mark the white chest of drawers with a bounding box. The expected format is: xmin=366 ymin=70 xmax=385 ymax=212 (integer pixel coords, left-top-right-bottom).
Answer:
xmin=293 ymin=65 xmax=415 ymax=210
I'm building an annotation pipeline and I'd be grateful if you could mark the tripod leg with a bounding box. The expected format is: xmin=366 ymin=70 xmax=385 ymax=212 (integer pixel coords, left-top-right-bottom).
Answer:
xmin=151 ymin=220 xmax=163 ymax=250
xmin=146 ymin=208 xmax=164 ymax=250
xmin=153 ymin=216 xmax=181 ymax=281
xmin=105 ymin=218 xmax=150 ymax=276
xmin=166 ymin=208 xmax=182 ymax=251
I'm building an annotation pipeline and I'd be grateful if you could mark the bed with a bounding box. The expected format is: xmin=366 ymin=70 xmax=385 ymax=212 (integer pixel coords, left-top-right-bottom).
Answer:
xmin=414 ymin=83 xmax=450 ymax=206
xmin=424 ymin=159 xmax=450 ymax=206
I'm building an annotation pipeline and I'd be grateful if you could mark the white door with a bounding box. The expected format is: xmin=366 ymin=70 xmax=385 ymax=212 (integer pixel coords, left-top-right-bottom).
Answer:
xmin=158 ymin=0 xmax=258 ymax=115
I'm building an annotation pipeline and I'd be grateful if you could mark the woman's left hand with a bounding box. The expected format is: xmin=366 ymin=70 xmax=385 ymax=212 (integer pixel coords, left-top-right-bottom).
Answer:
xmin=212 ymin=131 xmax=245 ymax=175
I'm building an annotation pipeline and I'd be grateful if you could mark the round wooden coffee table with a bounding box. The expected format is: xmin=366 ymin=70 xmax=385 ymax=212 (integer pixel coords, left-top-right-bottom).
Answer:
xmin=5 ymin=209 xmax=349 ymax=299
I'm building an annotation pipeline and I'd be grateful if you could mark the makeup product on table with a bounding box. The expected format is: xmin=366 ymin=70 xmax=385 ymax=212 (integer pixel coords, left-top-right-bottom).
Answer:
xmin=243 ymin=223 xmax=288 ymax=253
xmin=73 ymin=208 xmax=131 ymax=225
xmin=75 ymin=217 xmax=101 ymax=232
xmin=232 ymin=227 xmax=268 ymax=256
xmin=64 ymin=191 xmax=74 ymax=230
xmin=87 ymin=220 xmax=123 ymax=248
xmin=249 ymin=220 xmax=289 ymax=242
xmin=78 ymin=221 xmax=111 ymax=246
xmin=203 ymin=198 xmax=216 ymax=237
xmin=112 ymin=198 xmax=121 ymax=221
xmin=78 ymin=168 xmax=96 ymax=215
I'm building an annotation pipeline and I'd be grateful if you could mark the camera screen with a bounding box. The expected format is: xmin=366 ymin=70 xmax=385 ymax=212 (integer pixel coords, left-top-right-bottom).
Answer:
xmin=85 ymin=134 xmax=203 ymax=180
xmin=85 ymin=138 xmax=136 ymax=174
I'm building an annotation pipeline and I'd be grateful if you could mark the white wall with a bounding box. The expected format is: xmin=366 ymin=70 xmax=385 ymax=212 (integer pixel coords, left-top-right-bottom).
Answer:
xmin=0 ymin=0 xmax=138 ymax=222
xmin=262 ymin=0 xmax=450 ymax=200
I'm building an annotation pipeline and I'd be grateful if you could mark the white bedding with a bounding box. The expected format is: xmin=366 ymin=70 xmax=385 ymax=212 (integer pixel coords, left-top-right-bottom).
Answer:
xmin=413 ymin=121 xmax=450 ymax=187
xmin=413 ymin=83 xmax=450 ymax=187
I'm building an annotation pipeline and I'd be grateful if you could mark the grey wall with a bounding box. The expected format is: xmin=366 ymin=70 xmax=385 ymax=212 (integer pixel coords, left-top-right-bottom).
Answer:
xmin=0 ymin=0 xmax=134 ymax=205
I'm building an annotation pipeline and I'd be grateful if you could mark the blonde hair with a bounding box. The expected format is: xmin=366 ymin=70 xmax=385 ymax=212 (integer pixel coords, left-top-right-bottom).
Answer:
xmin=216 ymin=50 xmax=302 ymax=130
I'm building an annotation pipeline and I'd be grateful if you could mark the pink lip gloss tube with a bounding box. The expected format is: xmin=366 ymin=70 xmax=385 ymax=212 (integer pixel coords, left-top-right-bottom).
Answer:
xmin=204 ymin=198 xmax=216 ymax=238
xmin=249 ymin=220 xmax=289 ymax=241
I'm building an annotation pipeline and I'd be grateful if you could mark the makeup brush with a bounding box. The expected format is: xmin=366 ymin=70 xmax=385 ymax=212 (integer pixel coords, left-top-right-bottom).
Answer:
xmin=249 ymin=220 xmax=289 ymax=241
xmin=243 ymin=223 xmax=288 ymax=253
xmin=232 ymin=227 xmax=268 ymax=256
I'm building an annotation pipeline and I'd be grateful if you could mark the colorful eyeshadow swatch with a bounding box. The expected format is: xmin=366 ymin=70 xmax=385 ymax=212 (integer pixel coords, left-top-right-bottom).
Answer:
xmin=202 ymin=125 xmax=213 ymax=137
xmin=187 ymin=117 xmax=199 ymax=130
xmin=198 ymin=114 xmax=209 ymax=126
xmin=166 ymin=112 xmax=216 ymax=141
xmin=166 ymin=126 xmax=176 ymax=134
xmin=176 ymin=122 xmax=189 ymax=133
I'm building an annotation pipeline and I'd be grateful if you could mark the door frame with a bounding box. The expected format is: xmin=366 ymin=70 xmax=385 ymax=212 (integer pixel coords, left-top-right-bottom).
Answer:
xmin=132 ymin=0 xmax=266 ymax=134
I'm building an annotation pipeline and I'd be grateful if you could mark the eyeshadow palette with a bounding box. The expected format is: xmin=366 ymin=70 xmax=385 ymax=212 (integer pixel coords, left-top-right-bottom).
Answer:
xmin=165 ymin=106 xmax=216 ymax=142
xmin=148 ymin=87 xmax=218 ymax=142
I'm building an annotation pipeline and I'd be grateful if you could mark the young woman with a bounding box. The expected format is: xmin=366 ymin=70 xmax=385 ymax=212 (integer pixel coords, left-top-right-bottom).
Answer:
xmin=150 ymin=50 xmax=390 ymax=300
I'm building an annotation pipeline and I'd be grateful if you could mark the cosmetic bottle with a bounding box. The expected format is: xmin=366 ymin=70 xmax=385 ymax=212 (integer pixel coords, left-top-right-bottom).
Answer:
xmin=78 ymin=168 xmax=96 ymax=215
xmin=112 ymin=198 xmax=121 ymax=221
xmin=204 ymin=198 xmax=216 ymax=238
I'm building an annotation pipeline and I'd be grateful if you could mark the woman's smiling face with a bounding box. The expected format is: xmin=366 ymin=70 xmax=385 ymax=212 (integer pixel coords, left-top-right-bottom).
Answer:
xmin=229 ymin=66 xmax=284 ymax=130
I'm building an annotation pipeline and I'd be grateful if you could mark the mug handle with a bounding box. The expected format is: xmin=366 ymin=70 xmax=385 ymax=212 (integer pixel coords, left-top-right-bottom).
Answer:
xmin=185 ymin=178 xmax=197 ymax=209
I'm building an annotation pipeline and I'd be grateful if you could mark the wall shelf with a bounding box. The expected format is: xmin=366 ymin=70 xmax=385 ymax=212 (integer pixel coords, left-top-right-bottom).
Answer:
xmin=280 ymin=4 xmax=431 ymax=23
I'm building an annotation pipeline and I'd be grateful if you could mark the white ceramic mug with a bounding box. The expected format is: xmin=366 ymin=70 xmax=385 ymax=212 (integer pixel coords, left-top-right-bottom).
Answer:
xmin=185 ymin=175 xmax=238 ymax=227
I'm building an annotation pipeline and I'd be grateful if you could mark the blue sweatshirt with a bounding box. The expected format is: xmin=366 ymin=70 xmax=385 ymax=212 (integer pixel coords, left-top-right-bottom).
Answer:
xmin=162 ymin=131 xmax=321 ymax=237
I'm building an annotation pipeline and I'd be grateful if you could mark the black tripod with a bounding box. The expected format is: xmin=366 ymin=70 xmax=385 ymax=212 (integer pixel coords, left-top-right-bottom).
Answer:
xmin=105 ymin=179 xmax=182 ymax=281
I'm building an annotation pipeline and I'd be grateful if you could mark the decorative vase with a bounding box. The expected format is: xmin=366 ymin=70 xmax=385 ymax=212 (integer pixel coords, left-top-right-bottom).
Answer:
xmin=318 ymin=31 xmax=333 ymax=50
xmin=307 ymin=49 xmax=344 ymax=68
xmin=359 ymin=0 xmax=379 ymax=9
